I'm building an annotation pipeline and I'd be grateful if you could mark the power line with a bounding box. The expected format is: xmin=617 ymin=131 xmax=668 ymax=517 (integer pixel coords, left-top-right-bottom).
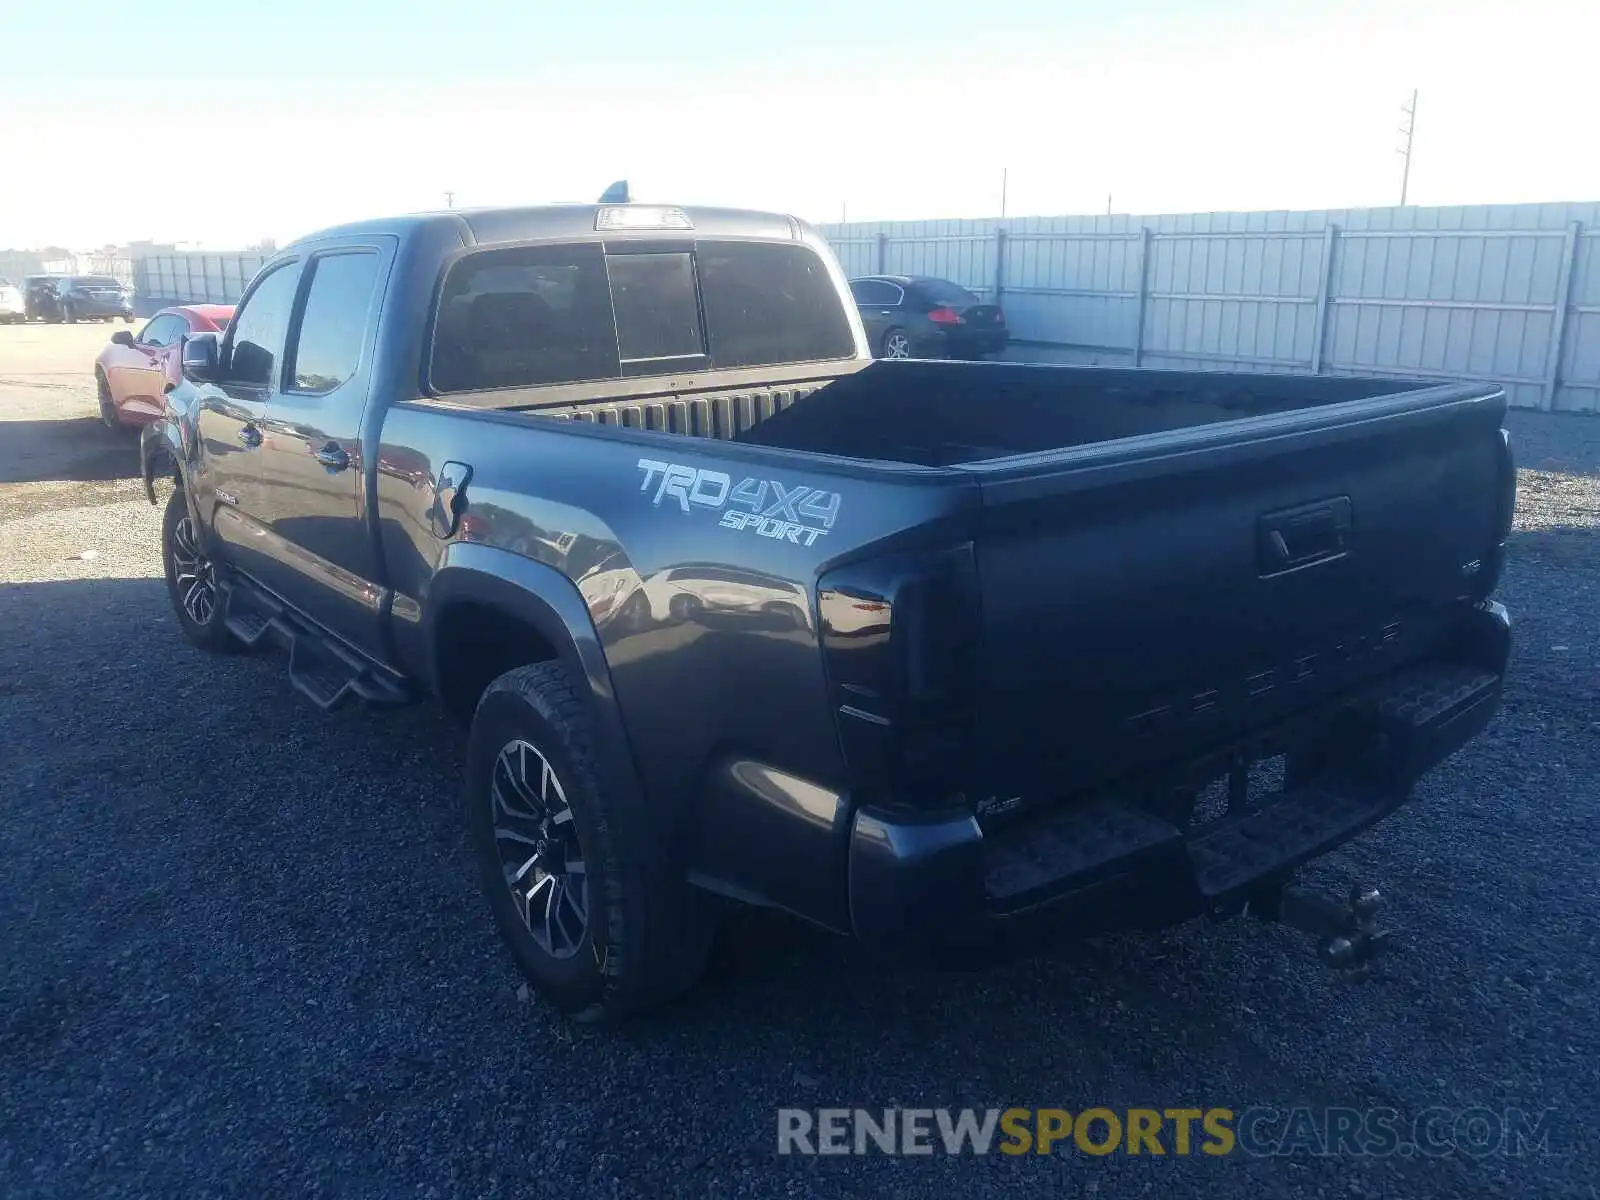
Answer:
xmin=1397 ymin=89 xmax=1418 ymax=206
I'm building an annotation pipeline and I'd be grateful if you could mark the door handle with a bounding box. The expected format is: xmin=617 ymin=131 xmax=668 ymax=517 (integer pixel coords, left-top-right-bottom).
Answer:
xmin=315 ymin=442 xmax=350 ymax=472
xmin=237 ymin=424 xmax=262 ymax=448
xmin=879 ymin=310 xmax=893 ymax=315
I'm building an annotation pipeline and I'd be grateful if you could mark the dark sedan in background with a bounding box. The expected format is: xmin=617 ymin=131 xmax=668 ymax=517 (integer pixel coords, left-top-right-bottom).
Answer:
xmin=848 ymin=274 xmax=1009 ymax=360
xmin=24 ymin=274 xmax=134 ymax=323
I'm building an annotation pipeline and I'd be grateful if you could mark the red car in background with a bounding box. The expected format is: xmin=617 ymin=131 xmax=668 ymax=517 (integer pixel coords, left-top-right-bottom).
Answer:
xmin=94 ymin=305 xmax=233 ymax=430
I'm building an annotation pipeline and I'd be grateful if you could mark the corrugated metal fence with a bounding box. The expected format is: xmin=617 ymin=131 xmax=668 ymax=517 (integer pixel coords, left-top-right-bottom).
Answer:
xmin=132 ymin=253 xmax=267 ymax=309
xmin=821 ymin=201 xmax=1600 ymax=412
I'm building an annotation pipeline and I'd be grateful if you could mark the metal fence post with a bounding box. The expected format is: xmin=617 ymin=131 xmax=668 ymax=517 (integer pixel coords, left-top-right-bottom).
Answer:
xmin=1543 ymin=221 xmax=1582 ymax=412
xmin=1311 ymin=223 xmax=1341 ymax=374
xmin=876 ymin=232 xmax=888 ymax=274
xmin=1131 ymin=227 xmax=1152 ymax=366
xmin=994 ymin=227 xmax=1007 ymax=308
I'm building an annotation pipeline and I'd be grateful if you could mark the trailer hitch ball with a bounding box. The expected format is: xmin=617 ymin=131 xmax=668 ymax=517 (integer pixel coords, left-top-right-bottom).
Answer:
xmin=1258 ymin=880 xmax=1396 ymax=972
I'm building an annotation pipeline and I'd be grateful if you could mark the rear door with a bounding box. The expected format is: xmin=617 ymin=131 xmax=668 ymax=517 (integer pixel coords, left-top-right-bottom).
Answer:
xmin=252 ymin=242 xmax=392 ymax=654
xmin=196 ymin=258 xmax=302 ymax=582
xmin=850 ymin=279 xmax=901 ymax=351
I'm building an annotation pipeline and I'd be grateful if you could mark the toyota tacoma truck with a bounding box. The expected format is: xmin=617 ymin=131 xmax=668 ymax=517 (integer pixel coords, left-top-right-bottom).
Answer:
xmin=141 ymin=194 xmax=1515 ymax=1021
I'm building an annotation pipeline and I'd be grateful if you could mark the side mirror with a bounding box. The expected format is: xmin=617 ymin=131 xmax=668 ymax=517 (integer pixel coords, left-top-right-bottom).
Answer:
xmin=181 ymin=332 xmax=219 ymax=384
xmin=111 ymin=330 xmax=135 ymax=348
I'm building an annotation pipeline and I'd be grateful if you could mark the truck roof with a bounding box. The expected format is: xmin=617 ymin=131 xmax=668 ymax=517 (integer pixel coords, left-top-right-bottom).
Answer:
xmin=285 ymin=204 xmax=806 ymax=250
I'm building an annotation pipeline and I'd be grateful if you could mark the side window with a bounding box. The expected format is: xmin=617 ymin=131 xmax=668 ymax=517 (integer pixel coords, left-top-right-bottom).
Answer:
xmin=287 ymin=252 xmax=381 ymax=393
xmin=225 ymin=262 xmax=301 ymax=388
xmin=430 ymin=243 xmax=618 ymax=393
xmin=850 ymin=280 xmax=890 ymax=305
xmin=140 ymin=315 xmax=182 ymax=347
xmin=605 ymin=252 xmax=705 ymax=366
xmin=697 ymin=242 xmax=856 ymax=369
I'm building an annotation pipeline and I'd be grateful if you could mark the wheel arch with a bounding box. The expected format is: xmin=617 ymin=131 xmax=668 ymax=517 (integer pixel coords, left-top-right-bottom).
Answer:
xmin=426 ymin=544 xmax=650 ymax=818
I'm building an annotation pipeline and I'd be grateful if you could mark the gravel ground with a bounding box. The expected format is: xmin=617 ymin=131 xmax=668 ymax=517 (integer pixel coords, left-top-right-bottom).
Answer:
xmin=2 ymin=325 xmax=1597 ymax=1198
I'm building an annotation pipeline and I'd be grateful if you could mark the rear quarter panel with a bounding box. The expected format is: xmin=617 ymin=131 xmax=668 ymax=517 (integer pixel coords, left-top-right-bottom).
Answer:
xmin=373 ymin=402 xmax=976 ymax=915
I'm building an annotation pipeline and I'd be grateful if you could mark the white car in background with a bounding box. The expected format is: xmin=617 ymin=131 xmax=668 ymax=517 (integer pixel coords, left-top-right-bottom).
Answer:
xmin=0 ymin=279 xmax=24 ymax=324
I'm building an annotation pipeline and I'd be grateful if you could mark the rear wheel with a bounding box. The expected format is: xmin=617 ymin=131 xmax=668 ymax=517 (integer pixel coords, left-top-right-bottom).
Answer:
xmin=161 ymin=488 xmax=242 ymax=653
xmin=467 ymin=662 xmax=715 ymax=1021
xmin=880 ymin=328 xmax=912 ymax=359
xmin=95 ymin=369 xmax=121 ymax=430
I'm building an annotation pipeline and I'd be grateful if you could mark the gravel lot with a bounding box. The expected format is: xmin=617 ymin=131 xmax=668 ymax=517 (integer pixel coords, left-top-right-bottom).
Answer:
xmin=2 ymin=324 xmax=1597 ymax=1198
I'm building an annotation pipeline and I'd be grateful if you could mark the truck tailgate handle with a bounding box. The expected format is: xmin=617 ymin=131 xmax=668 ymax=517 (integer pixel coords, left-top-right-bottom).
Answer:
xmin=1258 ymin=496 xmax=1352 ymax=575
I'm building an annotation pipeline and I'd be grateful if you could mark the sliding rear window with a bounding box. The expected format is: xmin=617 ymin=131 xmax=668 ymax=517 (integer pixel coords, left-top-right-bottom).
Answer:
xmin=428 ymin=238 xmax=854 ymax=394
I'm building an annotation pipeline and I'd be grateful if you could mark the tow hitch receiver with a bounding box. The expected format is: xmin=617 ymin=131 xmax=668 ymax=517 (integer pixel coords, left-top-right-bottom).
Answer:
xmin=1248 ymin=881 xmax=1395 ymax=972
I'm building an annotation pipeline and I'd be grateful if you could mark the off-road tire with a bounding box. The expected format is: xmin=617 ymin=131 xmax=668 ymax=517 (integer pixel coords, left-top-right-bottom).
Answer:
xmin=161 ymin=488 xmax=242 ymax=653
xmin=467 ymin=661 xmax=715 ymax=1021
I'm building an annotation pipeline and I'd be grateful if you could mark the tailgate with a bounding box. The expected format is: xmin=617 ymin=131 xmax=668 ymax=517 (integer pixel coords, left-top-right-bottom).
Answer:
xmin=958 ymin=389 xmax=1510 ymax=816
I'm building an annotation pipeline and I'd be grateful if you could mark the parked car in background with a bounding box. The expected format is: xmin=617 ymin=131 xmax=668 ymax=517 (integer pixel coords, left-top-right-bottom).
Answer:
xmin=22 ymin=275 xmax=65 ymax=322
xmin=848 ymin=274 xmax=1009 ymax=360
xmin=24 ymin=274 xmax=134 ymax=323
xmin=94 ymin=305 xmax=233 ymax=429
xmin=0 ymin=278 xmax=24 ymax=323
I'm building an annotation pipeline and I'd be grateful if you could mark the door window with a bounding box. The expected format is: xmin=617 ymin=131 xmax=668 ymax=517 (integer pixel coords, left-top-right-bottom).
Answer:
xmin=286 ymin=252 xmax=381 ymax=393
xmin=138 ymin=314 xmax=184 ymax=347
xmin=225 ymin=263 xmax=301 ymax=388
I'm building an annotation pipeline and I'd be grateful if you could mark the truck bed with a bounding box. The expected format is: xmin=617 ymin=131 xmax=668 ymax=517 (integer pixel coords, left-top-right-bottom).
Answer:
xmin=431 ymin=357 xmax=1509 ymax=842
xmin=519 ymin=359 xmax=1423 ymax=466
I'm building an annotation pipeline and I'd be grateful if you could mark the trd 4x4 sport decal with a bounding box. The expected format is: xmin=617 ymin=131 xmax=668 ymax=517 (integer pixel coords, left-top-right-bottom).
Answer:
xmin=636 ymin=459 xmax=841 ymax=547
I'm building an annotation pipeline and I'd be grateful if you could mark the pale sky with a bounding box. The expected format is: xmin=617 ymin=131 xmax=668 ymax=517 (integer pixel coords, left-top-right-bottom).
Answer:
xmin=2 ymin=0 xmax=1593 ymax=249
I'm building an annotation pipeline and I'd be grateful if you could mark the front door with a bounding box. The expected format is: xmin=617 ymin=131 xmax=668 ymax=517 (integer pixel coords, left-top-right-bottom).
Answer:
xmin=115 ymin=313 xmax=185 ymax=422
xmin=252 ymin=243 xmax=391 ymax=655
xmin=193 ymin=259 xmax=302 ymax=583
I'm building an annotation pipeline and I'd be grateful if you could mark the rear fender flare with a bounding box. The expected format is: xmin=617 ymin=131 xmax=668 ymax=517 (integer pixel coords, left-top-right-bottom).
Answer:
xmin=427 ymin=543 xmax=650 ymax=822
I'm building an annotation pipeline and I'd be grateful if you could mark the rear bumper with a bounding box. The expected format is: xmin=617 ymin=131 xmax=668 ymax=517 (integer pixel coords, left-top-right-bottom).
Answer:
xmin=847 ymin=601 xmax=1511 ymax=958
xmin=943 ymin=326 xmax=1010 ymax=357
xmin=67 ymin=300 xmax=133 ymax=318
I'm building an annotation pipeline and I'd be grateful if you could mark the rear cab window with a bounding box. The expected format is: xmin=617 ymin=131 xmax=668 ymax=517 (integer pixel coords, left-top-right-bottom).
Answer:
xmin=428 ymin=238 xmax=854 ymax=395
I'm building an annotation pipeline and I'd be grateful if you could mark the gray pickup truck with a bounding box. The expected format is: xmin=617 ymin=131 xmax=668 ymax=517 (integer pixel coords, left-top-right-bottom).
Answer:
xmin=143 ymin=195 xmax=1514 ymax=1021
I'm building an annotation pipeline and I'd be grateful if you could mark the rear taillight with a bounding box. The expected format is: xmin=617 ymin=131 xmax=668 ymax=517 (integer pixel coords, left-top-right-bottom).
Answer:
xmin=1470 ymin=426 xmax=1516 ymax=603
xmin=818 ymin=545 xmax=979 ymax=813
xmin=1494 ymin=426 xmax=1516 ymax=543
xmin=927 ymin=306 xmax=963 ymax=325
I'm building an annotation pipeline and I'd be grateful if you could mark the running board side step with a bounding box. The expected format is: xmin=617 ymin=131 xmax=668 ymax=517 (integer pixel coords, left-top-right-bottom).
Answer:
xmin=218 ymin=579 xmax=411 ymax=712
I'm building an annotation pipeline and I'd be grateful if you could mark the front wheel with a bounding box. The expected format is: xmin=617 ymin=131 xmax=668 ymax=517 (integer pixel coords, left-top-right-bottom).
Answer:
xmin=96 ymin=369 xmax=122 ymax=430
xmin=467 ymin=662 xmax=714 ymax=1021
xmin=161 ymin=488 xmax=241 ymax=653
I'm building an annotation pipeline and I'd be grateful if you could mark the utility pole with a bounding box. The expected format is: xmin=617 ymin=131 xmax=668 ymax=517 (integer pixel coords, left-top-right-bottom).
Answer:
xmin=841 ymin=200 xmax=848 ymax=224
xmin=444 ymin=190 xmax=455 ymax=209
xmin=1000 ymin=168 xmax=1008 ymax=219
xmin=1107 ymin=193 xmax=1113 ymax=216
xmin=1397 ymin=89 xmax=1418 ymax=206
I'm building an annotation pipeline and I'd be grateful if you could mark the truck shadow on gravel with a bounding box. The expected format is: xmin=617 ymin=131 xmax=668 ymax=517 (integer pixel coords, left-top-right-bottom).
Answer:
xmin=3 ymin=575 xmax=1591 ymax=1200
xmin=0 ymin=418 xmax=142 ymax=485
